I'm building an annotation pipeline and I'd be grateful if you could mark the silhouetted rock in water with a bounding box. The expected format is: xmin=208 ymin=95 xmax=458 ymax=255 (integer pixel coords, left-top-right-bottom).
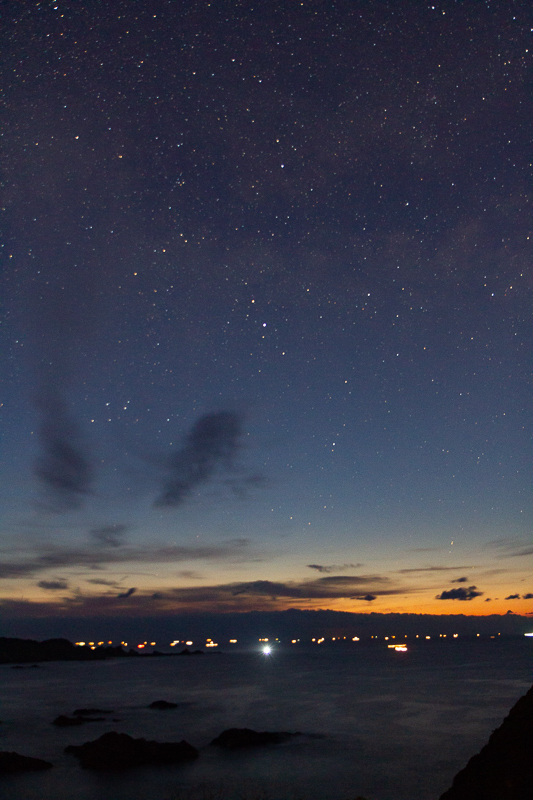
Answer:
xmin=65 ymin=731 xmax=199 ymax=770
xmin=0 ymin=637 xmax=130 ymax=664
xmin=0 ymin=751 xmax=53 ymax=773
xmin=211 ymin=728 xmax=299 ymax=749
xmin=177 ymin=648 xmax=204 ymax=655
xmin=439 ymin=683 xmax=533 ymax=800
xmin=149 ymin=700 xmax=178 ymax=709
xmin=73 ymin=708 xmax=113 ymax=716
xmin=10 ymin=663 xmax=41 ymax=669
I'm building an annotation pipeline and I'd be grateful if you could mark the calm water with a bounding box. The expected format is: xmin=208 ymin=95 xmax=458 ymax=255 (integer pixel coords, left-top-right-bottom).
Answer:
xmin=0 ymin=638 xmax=531 ymax=800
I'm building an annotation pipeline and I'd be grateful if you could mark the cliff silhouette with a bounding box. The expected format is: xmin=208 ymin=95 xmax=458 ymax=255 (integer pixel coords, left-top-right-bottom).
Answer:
xmin=439 ymin=683 xmax=533 ymax=800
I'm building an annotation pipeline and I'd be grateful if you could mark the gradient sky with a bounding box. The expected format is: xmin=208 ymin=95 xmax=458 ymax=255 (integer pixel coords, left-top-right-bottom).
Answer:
xmin=2 ymin=0 xmax=531 ymax=623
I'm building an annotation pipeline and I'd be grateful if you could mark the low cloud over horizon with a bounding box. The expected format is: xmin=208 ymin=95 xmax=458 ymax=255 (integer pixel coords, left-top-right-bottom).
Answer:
xmin=436 ymin=586 xmax=483 ymax=601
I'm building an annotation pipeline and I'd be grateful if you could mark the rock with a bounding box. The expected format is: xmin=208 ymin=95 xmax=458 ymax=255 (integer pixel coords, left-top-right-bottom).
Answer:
xmin=148 ymin=700 xmax=178 ymax=709
xmin=439 ymin=683 xmax=533 ymax=800
xmin=0 ymin=637 xmax=130 ymax=664
xmin=73 ymin=708 xmax=113 ymax=716
xmin=177 ymin=648 xmax=204 ymax=655
xmin=0 ymin=751 xmax=53 ymax=773
xmin=65 ymin=731 xmax=199 ymax=769
xmin=210 ymin=728 xmax=299 ymax=749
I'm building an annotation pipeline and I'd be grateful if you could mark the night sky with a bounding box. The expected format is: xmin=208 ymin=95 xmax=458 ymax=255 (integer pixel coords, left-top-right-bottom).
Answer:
xmin=2 ymin=0 xmax=531 ymax=624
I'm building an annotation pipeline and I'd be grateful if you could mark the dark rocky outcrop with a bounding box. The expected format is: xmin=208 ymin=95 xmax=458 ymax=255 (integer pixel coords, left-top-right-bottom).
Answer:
xmin=0 ymin=637 xmax=129 ymax=664
xmin=148 ymin=700 xmax=178 ymax=709
xmin=211 ymin=728 xmax=300 ymax=749
xmin=439 ymin=684 xmax=533 ymax=800
xmin=177 ymin=648 xmax=204 ymax=655
xmin=0 ymin=751 xmax=53 ymax=773
xmin=65 ymin=731 xmax=199 ymax=769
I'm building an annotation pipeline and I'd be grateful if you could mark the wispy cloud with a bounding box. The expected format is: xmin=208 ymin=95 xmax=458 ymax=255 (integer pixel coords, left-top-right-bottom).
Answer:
xmin=89 ymin=524 xmax=129 ymax=548
xmin=0 ymin=572 xmax=412 ymax=617
xmin=36 ymin=579 xmax=69 ymax=591
xmin=155 ymin=412 xmax=242 ymax=507
xmin=0 ymin=538 xmax=252 ymax=580
xmin=117 ymin=587 xmax=136 ymax=598
xmin=307 ymin=563 xmax=362 ymax=574
xmin=485 ymin=539 xmax=533 ymax=558
xmin=34 ymin=388 xmax=93 ymax=510
xmin=398 ymin=566 xmax=475 ymax=574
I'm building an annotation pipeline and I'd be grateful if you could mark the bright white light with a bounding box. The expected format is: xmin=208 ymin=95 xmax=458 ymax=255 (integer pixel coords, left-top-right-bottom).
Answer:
xmin=262 ymin=645 xmax=272 ymax=655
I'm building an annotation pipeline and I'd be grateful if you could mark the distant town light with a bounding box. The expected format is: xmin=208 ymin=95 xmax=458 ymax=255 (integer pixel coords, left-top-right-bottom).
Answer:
xmin=352 ymin=637 xmax=360 ymax=641
xmin=229 ymin=639 xmax=237 ymax=643
xmin=185 ymin=641 xmax=193 ymax=646
xmin=75 ymin=642 xmax=85 ymax=646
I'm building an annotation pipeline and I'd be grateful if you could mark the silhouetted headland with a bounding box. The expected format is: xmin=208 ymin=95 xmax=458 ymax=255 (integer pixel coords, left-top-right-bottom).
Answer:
xmin=0 ymin=637 xmax=202 ymax=664
xmin=439 ymin=683 xmax=533 ymax=800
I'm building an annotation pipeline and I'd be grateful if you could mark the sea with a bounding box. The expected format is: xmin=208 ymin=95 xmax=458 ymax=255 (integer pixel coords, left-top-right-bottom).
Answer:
xmin=0 ymin=636 xmax=531 ymax=800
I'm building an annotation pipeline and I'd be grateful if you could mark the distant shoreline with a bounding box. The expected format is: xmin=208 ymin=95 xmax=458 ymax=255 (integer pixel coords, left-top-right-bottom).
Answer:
xmin=0 ymin=637 xmax=206 ymax=665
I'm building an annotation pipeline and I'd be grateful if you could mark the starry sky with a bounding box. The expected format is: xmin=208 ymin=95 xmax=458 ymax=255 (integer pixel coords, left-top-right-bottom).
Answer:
xmin=2 ymin=0 xmax=531 ymax=624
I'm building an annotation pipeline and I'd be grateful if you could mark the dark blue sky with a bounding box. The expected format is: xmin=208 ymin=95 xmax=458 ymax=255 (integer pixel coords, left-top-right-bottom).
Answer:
xmin=1 ymin=0 xmax=531 ymax=622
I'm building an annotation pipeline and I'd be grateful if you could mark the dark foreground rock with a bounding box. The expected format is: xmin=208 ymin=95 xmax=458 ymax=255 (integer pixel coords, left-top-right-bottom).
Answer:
xmin=439 ymin=683 xmax=533 ymax=800
xmin=211 ymin=728 xmax=300 ymax=749
xmin=0 ymin=751 xmax=53 ymax=773
xmin=149 ymin=700 xmax=178 ymax=709
xmin=65 ymin=731 xmax=199 ymax=769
